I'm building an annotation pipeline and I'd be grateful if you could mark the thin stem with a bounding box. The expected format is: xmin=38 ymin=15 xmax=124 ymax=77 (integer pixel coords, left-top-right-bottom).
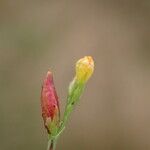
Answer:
xmin=51 ymin=139 xmax=57 ymax=150
xmin=47 ymin=139 xmax=57 ymax=150
xmin=47 ymin=140 xmax=51 ymax=150
xmin=58 ymin=82 xmax=85 ymax=134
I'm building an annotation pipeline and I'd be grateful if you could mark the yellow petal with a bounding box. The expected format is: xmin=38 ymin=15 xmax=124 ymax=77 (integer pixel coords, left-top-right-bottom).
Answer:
xmin=75 ymin=56 xmax=94 ymax=83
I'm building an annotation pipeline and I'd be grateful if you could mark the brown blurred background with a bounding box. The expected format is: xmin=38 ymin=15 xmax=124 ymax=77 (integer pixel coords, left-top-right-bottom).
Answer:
xmin=0 ymin=0 xmax=150 ymax=150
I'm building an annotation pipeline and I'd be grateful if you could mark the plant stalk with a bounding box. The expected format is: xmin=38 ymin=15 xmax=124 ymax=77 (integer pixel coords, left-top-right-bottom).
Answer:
xmin=47 ymin=139 xmax=57 ymax=150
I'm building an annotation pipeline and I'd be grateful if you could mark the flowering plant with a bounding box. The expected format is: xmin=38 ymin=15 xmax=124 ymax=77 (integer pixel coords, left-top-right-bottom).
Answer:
xmin=41 ymin=56 xmax=94 ymax=150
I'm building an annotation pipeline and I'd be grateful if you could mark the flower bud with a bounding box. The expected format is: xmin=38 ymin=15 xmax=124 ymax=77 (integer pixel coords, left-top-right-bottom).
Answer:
xmin=41 ymin=71 xmax=60 ymax=135
xmin=75 ymin=56 xmax=94 ymax=83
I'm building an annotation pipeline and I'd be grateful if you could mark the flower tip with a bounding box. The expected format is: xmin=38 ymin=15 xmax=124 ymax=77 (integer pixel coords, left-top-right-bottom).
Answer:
xmin=85 ymin=56 xmax=94 ymax=67
xmin=45 ymin=70 xmax=54 ymax=82
xmin=75 ymin=56 xmax=94 ymax=83
xmin=47 ymin=70 xmax=52 ymax=76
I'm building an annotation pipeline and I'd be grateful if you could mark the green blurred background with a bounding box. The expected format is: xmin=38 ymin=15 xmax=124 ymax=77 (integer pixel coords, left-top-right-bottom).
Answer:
xmin=0 ymin=0 xmax=150 ymax=150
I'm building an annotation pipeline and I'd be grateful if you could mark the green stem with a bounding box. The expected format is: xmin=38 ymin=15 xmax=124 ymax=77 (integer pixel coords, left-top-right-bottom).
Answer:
xmin=58 ymin=82 xmax=85 ymax=135
xmin=47 ymin=139 xmax=57 ymax=150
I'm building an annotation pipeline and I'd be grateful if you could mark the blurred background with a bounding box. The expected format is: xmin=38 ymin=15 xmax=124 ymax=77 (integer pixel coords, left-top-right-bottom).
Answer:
xmin=0 ymin=0 xmax=150 ymax=150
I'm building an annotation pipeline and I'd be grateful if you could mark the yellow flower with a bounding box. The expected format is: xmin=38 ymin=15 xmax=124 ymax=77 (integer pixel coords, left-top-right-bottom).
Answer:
xmin=75 ymin=56 xmax=94 ymax=83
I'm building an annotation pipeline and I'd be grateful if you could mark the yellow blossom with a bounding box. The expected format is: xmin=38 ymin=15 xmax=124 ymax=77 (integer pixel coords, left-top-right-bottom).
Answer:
xmin=75 ymin=56 xmax=94 ymax=83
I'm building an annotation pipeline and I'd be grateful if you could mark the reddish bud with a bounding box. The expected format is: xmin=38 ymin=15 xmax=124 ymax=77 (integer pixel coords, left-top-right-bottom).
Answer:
xmin=41 ymin=71 xmax=60 ymax=134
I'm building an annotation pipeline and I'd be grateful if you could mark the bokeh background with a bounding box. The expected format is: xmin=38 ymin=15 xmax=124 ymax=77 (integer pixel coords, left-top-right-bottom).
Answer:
xmin=0 ymin=0 xmax=150 ymax=150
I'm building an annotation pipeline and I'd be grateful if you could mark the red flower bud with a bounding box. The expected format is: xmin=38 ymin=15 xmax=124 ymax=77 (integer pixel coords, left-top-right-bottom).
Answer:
xmin=41 ymin=71 xmax=60 ymax=134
